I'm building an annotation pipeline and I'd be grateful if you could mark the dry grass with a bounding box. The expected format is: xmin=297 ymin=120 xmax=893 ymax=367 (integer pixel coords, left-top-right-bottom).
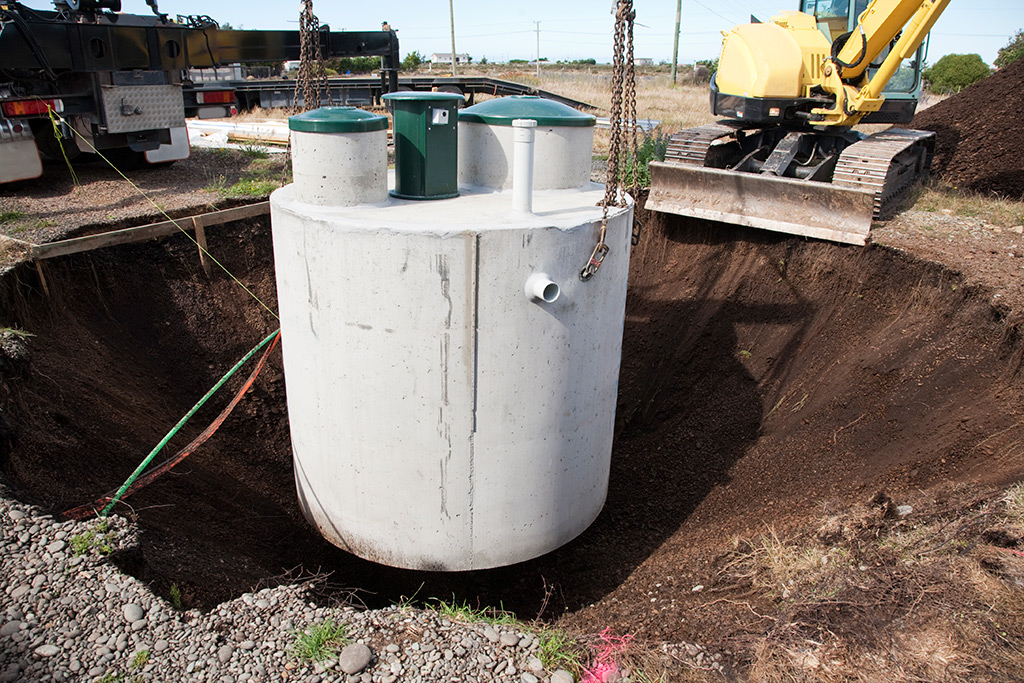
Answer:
xmin=712 ymin=487 xmax=1024 ymax=681
xmin=912 ymin=181 xmax=1024 ymax=228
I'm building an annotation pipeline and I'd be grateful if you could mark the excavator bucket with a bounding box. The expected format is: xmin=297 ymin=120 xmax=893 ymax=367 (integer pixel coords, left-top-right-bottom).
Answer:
xmin=647 ymin=161 xmax=877 ymax=246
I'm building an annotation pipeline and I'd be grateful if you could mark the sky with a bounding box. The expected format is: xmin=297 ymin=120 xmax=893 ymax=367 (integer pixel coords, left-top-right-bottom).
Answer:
xmin=20 ymin=0 xmax=1024 ymax=67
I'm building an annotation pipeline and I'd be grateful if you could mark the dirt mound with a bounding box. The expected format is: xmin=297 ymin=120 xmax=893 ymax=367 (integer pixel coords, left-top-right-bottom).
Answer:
xmin=2 ymin=209 xmax=1024 ymax=677
xmin=911 ymin=58 xmax=1024 ymax=199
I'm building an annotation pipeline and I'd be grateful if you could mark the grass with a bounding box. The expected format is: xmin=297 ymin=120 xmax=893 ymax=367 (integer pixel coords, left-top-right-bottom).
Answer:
xmin=240 ymin=142 xmax=271 ymax=159
xmin=130 ymin=650 xmax=149 ymax=670
xmin=536 ymin=628 xmax=586 ymax=674
xmin=0 ymin=210 xmax=26 ymax=224
xmin=913 ymin=181 xmax=1024 ymax=227
xmin=69 ymin=519 xmax=114 ymax=556
xmin=290 ymin=618 xmax=351 ymax=663
xmin=168 ymin=583 xmax=183 ymax=610
xmin=710 ymin=486 xmax=1024 ymax=681
xmin=428 ymin=596 xmax=518 ymax=626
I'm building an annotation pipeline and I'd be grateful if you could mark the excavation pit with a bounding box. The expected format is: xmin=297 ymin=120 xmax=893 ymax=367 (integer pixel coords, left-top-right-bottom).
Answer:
xmin=2 ymin=203 xmax=1023 ymax=645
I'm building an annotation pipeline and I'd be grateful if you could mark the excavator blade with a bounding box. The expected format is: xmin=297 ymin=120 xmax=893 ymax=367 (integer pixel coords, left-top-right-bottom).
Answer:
xmin=647 ymin=161 xmax=877 ymax=246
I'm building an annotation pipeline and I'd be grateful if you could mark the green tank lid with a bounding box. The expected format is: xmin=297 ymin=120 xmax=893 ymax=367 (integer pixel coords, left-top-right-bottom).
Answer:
xmin=288 ymin=106 xmax=388 ymax=133
xmin=459 ymin=95 xmax=596 ymax=127
xmin=382 ymin=91 xmax=465 ymax=102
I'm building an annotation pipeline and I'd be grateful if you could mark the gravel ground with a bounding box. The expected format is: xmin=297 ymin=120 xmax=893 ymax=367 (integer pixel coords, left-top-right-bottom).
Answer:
xmin=0 ymin=485 xmax=723 ymax=682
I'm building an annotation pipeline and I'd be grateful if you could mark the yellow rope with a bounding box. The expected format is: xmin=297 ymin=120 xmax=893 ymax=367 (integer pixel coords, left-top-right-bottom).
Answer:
xmin=45 ymin=109 xmax=280 ymax=321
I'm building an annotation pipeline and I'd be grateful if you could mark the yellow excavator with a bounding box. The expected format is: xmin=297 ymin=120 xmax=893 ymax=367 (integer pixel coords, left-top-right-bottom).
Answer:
xmin=648 ymin=0 xmax=952 ymax=244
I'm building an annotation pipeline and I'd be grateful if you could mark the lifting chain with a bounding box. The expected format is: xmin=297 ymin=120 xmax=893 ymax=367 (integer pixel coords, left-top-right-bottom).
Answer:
xmin=293 ymin=0 xmax=332 ymax=112
xmin=581 ymin=0 xmax=638 ymax=281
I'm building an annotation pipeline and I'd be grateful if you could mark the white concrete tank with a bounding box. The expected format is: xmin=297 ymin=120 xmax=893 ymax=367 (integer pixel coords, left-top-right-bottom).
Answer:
xmin=458 ymin=95 xmax=596 ymax=191
xmin=288 ymin=107 xmax=389 ymax=207
xmin=271 ymin=104 xmax=633 ymax=571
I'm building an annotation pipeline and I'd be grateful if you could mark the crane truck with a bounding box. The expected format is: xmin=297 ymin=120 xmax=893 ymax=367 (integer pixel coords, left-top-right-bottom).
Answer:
xmin=0 ymin=0 xmax=399 ymax=184
xmin=647 ymin=0 xmax=951 ymax=245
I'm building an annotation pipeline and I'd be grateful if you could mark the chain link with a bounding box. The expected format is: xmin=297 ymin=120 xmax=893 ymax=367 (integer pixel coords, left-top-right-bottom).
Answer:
xmin=293 ymin=0 xmax=332 ymax=113
xmin=581 ymin=0 xmax=636 ymax=280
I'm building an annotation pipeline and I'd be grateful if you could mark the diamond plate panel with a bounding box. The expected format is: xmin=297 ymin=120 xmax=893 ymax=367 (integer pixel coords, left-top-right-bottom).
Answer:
xmin=100 ymin=84 xmax=185 ymax=134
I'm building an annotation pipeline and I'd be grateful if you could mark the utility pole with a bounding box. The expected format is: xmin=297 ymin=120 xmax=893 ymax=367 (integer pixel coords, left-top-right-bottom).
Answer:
xmin=449 ymin=0 xmax=457 ymax=75
xmin=671 ymin=0 xmax=682 ymax=84
xmin=535 ymin=21 xmax=541 ymax=79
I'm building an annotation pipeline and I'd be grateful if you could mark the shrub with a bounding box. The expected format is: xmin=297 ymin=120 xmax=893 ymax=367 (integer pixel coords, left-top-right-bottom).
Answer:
xmin=923 ymin=53 xmax=991 ymax=93
xmin=995 ymin=29 xmax=1024 ymax=69
xmin=401 ymin=50 xmax=423 ymax=71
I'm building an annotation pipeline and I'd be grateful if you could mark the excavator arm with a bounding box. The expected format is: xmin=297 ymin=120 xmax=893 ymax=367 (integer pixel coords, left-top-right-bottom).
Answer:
xmin=816 ymin=0 xmax=953 ymax=126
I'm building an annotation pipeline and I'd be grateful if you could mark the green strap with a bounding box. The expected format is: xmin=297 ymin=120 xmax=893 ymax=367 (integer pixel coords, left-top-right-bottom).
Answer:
xmin=100 ymin=329 xmax=281 ymax=516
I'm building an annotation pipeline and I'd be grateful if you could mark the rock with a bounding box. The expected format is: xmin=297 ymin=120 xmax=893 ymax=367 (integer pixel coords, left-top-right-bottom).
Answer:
xmin=551 ymin=670 xmax=575 ymax=683
xmin=153 ymin=639 xmax=169 ymax=652
xmin=527 ymin=655 xmax=544 ymax=673
xmin=8 ymin=510 xmax=25 ymax=521
xmin=1011 ymin=225 xmax=1023 ymax=234
xmin=0 ymin=622 xmax=21 ymax=637
xmin=521 ymin=673 xmax=540 ymax=683
xmin=217 ymin=644 xmax=234 ymax=663
xmin=123 ymin=604 xmax=145 ymax=623
xmin=338 ymin=643 xmax=373 ymax=675
xmin=239 ymin=639 xmax=255 ymax=650
xmin=46 ymin=540 xmax=66 ymax=554
xmin=482 ymin=627 xmax=500 ymax=643
xmin=499 ymin=632 xmax=520 ymax=647
xmin=34 ymin=644 xmax=60 ymax=657
xmin=896 ymin=505 xmax=913 ymax=518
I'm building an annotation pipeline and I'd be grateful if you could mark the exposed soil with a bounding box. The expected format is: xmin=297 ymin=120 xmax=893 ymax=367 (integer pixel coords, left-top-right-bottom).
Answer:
xmin=910 ymin=58 xmax=1024 ymax=199
xmin=2 ymin=190 xmax=1024 ymax=679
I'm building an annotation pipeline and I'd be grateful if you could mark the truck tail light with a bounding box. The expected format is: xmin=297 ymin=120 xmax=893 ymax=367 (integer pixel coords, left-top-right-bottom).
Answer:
xmin=196 ymin=90 xmax=235 ymax=105
xmin=1 ymin=98 xmax=64 ymax=117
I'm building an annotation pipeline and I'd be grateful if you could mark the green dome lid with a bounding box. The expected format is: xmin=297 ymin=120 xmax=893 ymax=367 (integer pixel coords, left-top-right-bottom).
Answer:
xmin=288 ymin=106 xmax=388 ymax=133
xmin=459 ymin=95 xmax=596 ymax=127
xmin=382 ymin=91 xmax=465 ymax=102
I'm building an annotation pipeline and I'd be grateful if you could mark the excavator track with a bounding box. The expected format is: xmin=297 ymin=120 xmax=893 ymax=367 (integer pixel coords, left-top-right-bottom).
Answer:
xmin=663 ymin=123 xmax=741 ymax=166
xmin=649 ymin=124 xmax=935 ymax=245
xmin=832 ymin=128 xmax=935 ymax=219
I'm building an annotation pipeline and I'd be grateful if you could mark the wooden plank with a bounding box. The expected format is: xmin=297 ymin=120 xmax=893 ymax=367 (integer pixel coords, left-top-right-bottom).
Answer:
xmin=34 ymin=260 xmax=50 ymax=297
xmin=193 ymin=216 xmax=211 ymax=276
xmin=30 ymin=201 xmax=270 ymax=261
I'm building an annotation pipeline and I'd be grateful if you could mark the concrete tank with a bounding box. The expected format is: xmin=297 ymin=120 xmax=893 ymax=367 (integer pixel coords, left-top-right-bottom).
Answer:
xmin=271 ymin=104 xmax=632 ymax=571
xmin=458 ymin=95 xmax=596 ymax=191
xmin=288 ymin=106 xmax=389 ymax=207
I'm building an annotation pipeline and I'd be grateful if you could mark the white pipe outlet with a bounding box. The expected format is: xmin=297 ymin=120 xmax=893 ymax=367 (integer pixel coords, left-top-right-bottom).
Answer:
xmin=525 ymin=272 xmax=560 ymax=303
xmin=512 ymin=119 xmax=537 ymax=213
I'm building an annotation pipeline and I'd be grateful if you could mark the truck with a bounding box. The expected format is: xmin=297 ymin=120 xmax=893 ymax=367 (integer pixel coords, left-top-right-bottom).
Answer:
xmin=0 ymin=0 xmax=400 ymax=183
xmin=647 ymin=0 xmax=951 ymax=245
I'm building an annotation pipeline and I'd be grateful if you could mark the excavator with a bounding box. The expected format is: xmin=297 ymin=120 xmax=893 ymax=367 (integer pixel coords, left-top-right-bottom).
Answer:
xmin=647 ymin=0 xmax=952 ymax=245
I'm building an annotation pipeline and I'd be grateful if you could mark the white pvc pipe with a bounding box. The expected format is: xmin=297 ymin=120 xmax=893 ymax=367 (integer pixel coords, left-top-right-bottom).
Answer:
xmin=512 ymin=119 xmax=537 ymax=213
xmin=524 ymin=272 xmax=560 ymax=303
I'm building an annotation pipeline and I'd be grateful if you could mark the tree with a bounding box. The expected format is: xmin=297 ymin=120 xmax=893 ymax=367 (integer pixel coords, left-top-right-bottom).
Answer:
xmin=923 ymin=53 xmax=991 ymax=92
xmin=995 ymin=30 xmax=1024 ymax=69
xmin=401 ymin=51 xmax=424 ymax=71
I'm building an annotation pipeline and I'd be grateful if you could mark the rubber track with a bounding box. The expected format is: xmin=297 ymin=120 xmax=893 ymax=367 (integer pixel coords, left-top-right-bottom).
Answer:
xmin=663 ymin=123 xmax=741 ymax=165
xmin=832 ymin=128 xmax=936 ymax=219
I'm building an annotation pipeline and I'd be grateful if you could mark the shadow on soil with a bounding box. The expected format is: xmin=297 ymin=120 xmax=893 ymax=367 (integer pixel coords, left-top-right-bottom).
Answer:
xmin=2 ymin=208 xmax=1023 ymax=641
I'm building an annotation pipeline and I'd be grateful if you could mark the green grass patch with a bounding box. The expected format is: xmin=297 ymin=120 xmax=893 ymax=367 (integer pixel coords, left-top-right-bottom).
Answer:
xmin=536 ymin=628 xmax=586 ymax=674
xmin=428 ymin=596 xmax=518 ymax=625
xmin=225 ymin=178 xmax=281 ymax=198
xmin=291 ymin=618 xmax=351 ymax=663
xmin=168 ymin=583 xmax=183 ymax=610
xmin=0 ymin=210 xmax=26 ymax=224
xmin=69 ymin=519 xmax=114 ymax=556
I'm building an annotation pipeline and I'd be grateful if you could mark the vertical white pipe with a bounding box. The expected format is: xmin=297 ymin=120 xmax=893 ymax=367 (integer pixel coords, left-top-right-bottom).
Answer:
xmin=512 ymin=118 xmax=537 ymax=213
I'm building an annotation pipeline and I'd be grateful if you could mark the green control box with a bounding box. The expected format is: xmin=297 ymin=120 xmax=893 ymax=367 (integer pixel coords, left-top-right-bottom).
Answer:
xmin=382 ymin=92 xmax=463 ymax=200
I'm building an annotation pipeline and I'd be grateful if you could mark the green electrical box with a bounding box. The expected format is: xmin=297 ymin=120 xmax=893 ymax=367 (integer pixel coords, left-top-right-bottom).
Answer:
xmin=382 ymin=91 xmax=463 ymax=200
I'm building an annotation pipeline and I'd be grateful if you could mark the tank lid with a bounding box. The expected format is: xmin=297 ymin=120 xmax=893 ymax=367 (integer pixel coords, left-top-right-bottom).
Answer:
xmin=382 ymin=91 xmax=465 ymax=102
xmin=459 ymin=95 xmax=596 ymax=127
xmin=288 ymin=106 xmax=388 ymax=133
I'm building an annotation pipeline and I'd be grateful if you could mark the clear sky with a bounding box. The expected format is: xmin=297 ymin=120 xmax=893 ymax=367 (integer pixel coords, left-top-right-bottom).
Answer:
xmin=20 ymin=1 xmax=1024 ymax=67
